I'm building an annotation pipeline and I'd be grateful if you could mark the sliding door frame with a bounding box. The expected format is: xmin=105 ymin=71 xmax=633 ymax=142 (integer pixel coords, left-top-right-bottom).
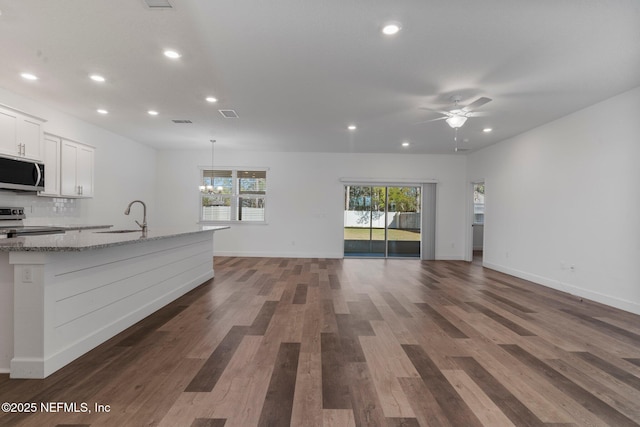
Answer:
xmin=341 ymin=178 xmax=437 ymax=260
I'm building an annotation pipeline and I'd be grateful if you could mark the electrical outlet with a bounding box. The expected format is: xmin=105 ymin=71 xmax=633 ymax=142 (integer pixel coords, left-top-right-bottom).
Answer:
xmin=23 ymin=267 xmax=33 ymax=283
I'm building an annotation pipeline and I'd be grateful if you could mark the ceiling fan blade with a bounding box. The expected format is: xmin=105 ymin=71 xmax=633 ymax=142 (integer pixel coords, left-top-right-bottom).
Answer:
xmin=462 ymin=96 xmax=492 ymax=112
xmin=418 ymin=107 xmax=451 ymax=116
xmin=466 ymin=111 xmax=489 ymax=117
xmin=415 ymin=116 xmax=447 ymax=124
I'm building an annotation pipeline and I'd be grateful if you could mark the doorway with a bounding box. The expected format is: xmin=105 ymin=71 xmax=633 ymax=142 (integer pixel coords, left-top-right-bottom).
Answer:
xmin=471 ymin=181 xmax=485 ymax=264
xmin=343 ymin=185 xmax=421 ymax=258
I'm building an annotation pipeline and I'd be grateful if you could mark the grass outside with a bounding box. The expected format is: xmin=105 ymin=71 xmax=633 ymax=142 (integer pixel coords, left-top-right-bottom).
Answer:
xmin=344 ymin=227 xmax=420 ymax=241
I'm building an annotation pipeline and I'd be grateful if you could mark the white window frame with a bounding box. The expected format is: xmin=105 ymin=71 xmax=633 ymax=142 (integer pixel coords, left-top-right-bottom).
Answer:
xmin=198 ymin=166 xmax=268 ymax=224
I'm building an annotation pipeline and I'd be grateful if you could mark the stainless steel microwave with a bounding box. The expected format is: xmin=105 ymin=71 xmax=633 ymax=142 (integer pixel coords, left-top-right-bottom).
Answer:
xmin=0 ymin=156 xmax=45 ymax=192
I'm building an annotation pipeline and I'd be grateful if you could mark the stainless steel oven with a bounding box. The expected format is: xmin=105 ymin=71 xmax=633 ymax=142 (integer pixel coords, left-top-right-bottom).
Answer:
xmin=0 ymin=207 xmax=65 ymax=237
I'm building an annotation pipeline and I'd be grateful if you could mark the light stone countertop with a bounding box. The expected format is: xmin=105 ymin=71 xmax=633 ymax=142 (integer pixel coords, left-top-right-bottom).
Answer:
xmin=57 ymin=224 xmax=113 ymax=231
xmin=0 ymin=224 xmax=112 ymax=234
xmin=0 ymin=226 xmax=229 ymax=252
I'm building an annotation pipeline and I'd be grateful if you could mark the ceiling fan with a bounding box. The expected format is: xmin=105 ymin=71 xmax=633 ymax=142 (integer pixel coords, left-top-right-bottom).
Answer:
xmin=419 ymin=96 xmax=492 ymax=128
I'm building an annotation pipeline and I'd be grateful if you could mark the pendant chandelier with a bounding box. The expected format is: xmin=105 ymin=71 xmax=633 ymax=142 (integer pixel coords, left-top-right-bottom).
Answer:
xmin=199 ymin=139 xmax=218 ymax=193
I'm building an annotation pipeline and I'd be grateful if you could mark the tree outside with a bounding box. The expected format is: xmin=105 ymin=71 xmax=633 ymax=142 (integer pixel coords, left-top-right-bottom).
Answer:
xmin=346 ymin=186 xmax=420 ymax=224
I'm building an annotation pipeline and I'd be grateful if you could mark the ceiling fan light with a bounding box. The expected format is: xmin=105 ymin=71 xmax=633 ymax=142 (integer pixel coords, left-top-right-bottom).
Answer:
xmin=446 ymin=115 xmax=467 ymax=128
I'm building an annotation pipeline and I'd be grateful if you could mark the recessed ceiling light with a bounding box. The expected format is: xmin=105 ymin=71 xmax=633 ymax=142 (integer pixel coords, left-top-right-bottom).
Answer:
xmin=148 ymin=110 xmax=159 ymax=116
xmin=163 ymin=50 xmax=181 ymax=59
xmin=382 ymin=23 xmax=401 ymax=35
xmin=89 ymin=74 xmax=106 ymax=83
xmin=205 ymin=96 xmax=218 ymax=103
xmin=20 ymin=72 xmax=38 ymax=81
xmin=483 ymin=128 xmax=493 ymax=133
xmin=402 ymin=141 xmax=410 ymax=147
xmin=347 ymin=125 xmax=357 ymax=131
xmin=96 ymin=109 xmax=108 ymax=114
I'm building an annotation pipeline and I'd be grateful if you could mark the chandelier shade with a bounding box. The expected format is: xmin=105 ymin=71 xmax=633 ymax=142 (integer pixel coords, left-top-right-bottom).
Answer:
xmin=445 ymin=115 xmax=467 ymax=128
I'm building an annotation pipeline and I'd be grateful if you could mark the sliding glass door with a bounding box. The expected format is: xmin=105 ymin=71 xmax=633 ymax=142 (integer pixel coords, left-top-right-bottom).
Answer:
xmin=386 ymin=186 xmax=421 ymax=257
xmin=343 ymin=186 xmax=386 ymax=257
xmin=344 ymin=185 xmax=421 ymax=258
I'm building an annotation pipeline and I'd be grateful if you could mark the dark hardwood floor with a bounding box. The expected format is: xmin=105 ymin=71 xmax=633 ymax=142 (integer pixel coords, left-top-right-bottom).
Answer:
xmin=2 ymin=256 xmax=640 ymax=426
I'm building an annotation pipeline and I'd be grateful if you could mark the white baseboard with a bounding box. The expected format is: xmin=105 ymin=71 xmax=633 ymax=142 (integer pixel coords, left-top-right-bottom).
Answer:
xmin=483 ymin=262 xmax=640 ymax=316
xmin=216 ymin=251 xmax=467 ymax=261
xmin=436 ymin=255 xmax=466 ymax=261
xmin=216 ymin=251 xmax=343 ymax=259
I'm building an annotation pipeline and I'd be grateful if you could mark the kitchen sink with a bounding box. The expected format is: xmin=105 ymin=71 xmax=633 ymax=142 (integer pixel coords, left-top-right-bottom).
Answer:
xmin=95 ymin=229 xmax=141 ymax=234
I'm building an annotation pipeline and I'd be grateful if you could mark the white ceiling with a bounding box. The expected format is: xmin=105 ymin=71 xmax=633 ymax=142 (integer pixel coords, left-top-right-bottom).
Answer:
xmin=0 ymin=0 xmax=639 ymax=154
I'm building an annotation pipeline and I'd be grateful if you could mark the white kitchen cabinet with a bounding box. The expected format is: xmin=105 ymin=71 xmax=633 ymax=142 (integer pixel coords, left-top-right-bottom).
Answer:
xmin=61 ymin=140 xmax=95 ymax=198
xmin=18 ymin=117 xmax=43 ymax=160
xmin=76 ymin=144 xmax=94 ymax=197
xmin=0 ymin=110 xmax=17 ymax=155
xmin=0 ymin=105 xmax=45 ymax=161
xmin=39 ymin=134 xmax=61 ymax=197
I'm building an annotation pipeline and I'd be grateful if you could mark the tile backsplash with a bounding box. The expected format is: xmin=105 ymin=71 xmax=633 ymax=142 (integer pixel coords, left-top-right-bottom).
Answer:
xmin=0 ymin=192 xmax=81 ymax=225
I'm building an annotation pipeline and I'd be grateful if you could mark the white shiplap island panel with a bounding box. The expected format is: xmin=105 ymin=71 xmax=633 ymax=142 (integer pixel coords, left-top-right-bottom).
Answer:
xmin=0 ymin=226 xmax=228 ymax=378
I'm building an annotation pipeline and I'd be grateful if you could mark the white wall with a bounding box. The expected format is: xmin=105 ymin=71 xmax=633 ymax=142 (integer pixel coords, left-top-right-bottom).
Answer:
xmin=467 ymin=86 xmax=640 ymax=315
xmin=156 ymin=150 xmax=468 ymax=259
xmin=0 ymin=87 xmax=157 ymax=227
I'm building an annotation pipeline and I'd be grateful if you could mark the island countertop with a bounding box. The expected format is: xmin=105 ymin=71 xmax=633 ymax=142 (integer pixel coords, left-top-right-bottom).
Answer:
xmin=0 ymin=225 xmax=229 ymax=252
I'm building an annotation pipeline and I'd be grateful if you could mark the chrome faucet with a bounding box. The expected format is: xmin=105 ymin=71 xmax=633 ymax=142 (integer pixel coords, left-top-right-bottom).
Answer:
xmin=124 ymin=200 xmax=147 ymax=233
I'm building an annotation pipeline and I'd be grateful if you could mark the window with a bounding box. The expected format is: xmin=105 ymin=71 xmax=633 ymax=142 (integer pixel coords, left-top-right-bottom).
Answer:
xmin=200 ymin=169 xmax=267 ymax=223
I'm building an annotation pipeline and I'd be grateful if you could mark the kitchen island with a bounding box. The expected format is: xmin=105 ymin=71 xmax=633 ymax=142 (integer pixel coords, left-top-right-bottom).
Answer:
xmin=0 ymin=226 xmax=228 ymax=378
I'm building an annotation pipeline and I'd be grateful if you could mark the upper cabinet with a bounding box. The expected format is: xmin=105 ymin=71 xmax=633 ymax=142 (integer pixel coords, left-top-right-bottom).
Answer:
xmin=39 ymin=135 xmax=95 ymax=199
xmin=0 ymin=105 xmax=45 ymax=161
xmin=0 ymin=110 xmax=17 ymax=154
xmin=40 ymin=134 xmax=61 ymax=197
xmin=19 ymin=117 xmax=43 ymax=160
xmin=60 ymin=139 xmax=95 ymax=198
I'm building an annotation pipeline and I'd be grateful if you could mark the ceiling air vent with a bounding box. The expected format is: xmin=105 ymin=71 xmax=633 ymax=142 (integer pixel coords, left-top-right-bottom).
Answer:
xmin=143 ymin=0 xmax=173 ymax=9
xmin=219 ymin=109 xmax=239 ymax=119
xmin=172 ymin=119 xmax=192 ymax=124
